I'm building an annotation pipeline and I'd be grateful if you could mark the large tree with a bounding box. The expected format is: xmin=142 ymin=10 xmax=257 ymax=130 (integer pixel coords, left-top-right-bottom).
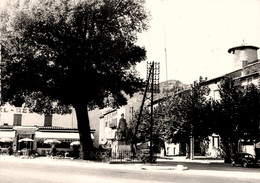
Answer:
xmin=214 ymin=77 xmax=260 ymax=161
xmin=175 ymin=77 xmax=211 ymax=158
xmin=0 ymin=0 xmax=149 ymax=159
xmin=242 ymin=83 xmax=260 ymax=160
xmin=129 ymin=77 xmax=212 ymax=158
xmin=214 ymin=76 xmax=244 ymax=162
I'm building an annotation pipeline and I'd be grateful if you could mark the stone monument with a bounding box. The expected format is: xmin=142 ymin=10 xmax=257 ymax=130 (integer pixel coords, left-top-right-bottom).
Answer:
xmin=112 ymin=113 xmax=131 ymax=158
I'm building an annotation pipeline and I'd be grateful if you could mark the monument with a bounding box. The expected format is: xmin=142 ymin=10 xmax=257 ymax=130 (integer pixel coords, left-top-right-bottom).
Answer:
xmin=115 ymin=113 xmax=128 ymax=141
xmin=112 ymin=113 xmax=131 ymax=158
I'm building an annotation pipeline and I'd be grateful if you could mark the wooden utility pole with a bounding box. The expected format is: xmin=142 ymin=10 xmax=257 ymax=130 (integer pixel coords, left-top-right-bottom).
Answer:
xmin=135 ymin=62 xmax=159 ymax=163
xmin=149 ymin=62 xmax=154 ymax=163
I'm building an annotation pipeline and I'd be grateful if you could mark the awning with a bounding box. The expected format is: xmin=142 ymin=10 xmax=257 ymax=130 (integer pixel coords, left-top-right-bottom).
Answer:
xmin=35 ymin=132 xmax=94 ymax=140
xmin=0 ymin=131 xmax=15 ymax=138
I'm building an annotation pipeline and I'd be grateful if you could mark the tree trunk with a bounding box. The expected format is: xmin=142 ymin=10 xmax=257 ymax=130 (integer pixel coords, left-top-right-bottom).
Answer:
xmin=185 ymin=142 xmax=190 ymax=159
xmin=190 ymin=136 xmax=194 ymax=160
xmin=222 ymin=139 xmax=232 ymax=163
xmin=74 ymin=104 xmax=94 ymax=160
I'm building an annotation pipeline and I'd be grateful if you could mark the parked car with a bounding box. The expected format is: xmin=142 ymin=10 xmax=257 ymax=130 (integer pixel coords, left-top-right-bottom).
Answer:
xmin=231 ymin=153 xmax=258 ymax=167
xmin=257 ymin=158 xmax=260 ymax=167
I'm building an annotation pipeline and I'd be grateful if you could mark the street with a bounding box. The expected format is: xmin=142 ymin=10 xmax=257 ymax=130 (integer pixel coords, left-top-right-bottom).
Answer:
xmin=0 ymin=156 xmax=259 ymax=183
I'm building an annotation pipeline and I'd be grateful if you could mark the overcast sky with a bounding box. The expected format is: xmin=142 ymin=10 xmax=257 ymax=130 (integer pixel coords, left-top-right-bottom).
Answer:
xmin=136 ymin=0 xmax=260 ymax=84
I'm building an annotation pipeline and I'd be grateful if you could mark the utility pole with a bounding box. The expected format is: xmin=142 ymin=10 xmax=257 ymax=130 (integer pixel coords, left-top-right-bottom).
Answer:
xmin=147 ymin=62 xmax=160 ymax=163
xmin=134 ymin=62 xmax=159 ymax=163
xmin=149 ymin=62 xmax=154 ymax=163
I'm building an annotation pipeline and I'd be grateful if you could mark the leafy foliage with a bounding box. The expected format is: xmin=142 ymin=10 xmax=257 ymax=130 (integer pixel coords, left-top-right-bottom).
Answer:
xmin=212 ymin=76 xmax=260 ymax=161
xmin=0 ymin=0 xmax=149 ymax=110
xmin=174 ymin=77 xmax=211 ymax=142
xmin=241 ymin=84 xmax=260 ymax=141
xmin=129 ymin=77 xmax=212 ymax=153
xmin=0 ymin=0 xmax=149 ymax=159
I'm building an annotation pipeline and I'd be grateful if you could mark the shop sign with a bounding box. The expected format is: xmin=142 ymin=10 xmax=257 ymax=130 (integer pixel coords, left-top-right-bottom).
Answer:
xmin=14 ymin=127 xmax=37 ymax=134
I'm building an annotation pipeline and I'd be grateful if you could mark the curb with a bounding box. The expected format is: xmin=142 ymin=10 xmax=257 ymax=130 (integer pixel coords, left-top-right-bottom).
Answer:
xmin=141 ymin=164 xmax=188 ymax=171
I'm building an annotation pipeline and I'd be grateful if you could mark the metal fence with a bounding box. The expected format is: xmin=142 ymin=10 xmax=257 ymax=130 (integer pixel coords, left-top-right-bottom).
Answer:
xmin=110 ymin=150 xmax=140 ymax=163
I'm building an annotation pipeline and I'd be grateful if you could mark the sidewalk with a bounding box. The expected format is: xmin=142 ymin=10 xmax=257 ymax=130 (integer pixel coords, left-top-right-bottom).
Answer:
xmin=157 ymin=156 xmax=225 ymax=164
xmin=1 ymin=155 xmax=259 ymax=180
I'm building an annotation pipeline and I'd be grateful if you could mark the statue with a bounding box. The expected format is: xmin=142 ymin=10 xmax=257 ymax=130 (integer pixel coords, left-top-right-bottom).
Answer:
xmin=115 ymin=113 xmax=128 ymax=141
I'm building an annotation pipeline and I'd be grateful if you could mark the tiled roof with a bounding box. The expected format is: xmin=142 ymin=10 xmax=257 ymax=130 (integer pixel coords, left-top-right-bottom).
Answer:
xmin=37 ymin=126 xmax=95 ymax=132
xmin=0 ymin=125 xmax=95 ymax=132
xmin=0 ymin=125 xmax=13 ymax=129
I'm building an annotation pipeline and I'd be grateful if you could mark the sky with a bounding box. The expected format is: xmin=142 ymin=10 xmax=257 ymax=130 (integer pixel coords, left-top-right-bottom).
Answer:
xmin=136 ymin=0 xmax=260 ymax=84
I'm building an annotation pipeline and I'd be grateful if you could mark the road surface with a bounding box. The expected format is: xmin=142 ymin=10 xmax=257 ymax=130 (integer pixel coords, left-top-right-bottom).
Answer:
xmin=0 ymin=156 xmax=259 ymax=183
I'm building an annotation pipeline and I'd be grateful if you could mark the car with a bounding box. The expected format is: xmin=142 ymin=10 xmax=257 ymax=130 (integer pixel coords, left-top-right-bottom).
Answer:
xmin=231 ymin=152 xmax=258 ymax=167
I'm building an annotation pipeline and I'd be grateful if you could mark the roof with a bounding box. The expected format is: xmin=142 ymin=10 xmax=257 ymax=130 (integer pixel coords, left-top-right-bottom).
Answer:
xmin=201 ymin=69 xmax=242 ymax=85
xmin=100 ymin=108 xmax=117 ymax=118
xmin=228 ymin=45 xmax=259 ymax=53
xmin=234 ymin=71 xmax=260 ymax=81
xmin=0 ymin=125 xmax=14 ymax=130
xmin=38 ymin=126 xmax=95 ymax=133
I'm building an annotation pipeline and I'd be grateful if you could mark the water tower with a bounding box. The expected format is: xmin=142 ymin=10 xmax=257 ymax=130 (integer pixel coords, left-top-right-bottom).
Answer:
xmin=228 ymin=44 xmax=259 ymax=70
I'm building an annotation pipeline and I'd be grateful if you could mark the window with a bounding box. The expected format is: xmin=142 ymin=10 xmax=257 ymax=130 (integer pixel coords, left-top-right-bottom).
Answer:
xmin=213 ymin=90 xmax=220 ymax=100
xmin=247 ymin=77 xmax=253 ymax=84
xmin=44 ymin=115 xmax=52 ymax=127
xmin=212 ymin=136 xmax=219 ymax=148
xmin=129 ymin=107 xmax=134 ymax=114
xmin=109 ymin=118 xmax=117 ymax=129
xmin=13 ymin=114 xmax=22 ymax=126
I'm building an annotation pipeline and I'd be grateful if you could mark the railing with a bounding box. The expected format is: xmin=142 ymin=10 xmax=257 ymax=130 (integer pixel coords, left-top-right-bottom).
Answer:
xmin=110 ymin=150 xmax=140 ymax=163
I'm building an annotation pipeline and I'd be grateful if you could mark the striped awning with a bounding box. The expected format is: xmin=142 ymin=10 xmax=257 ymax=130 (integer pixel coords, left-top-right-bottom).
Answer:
xmin=0 ymin=131 xmax=15 ymax=138
xmin=35 ymin=131 xmax=94 ymax=141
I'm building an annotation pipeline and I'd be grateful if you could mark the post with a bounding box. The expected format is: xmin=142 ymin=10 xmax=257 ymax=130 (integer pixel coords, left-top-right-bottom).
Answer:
xmin=190 ymin=136 xmax=194 ymax=160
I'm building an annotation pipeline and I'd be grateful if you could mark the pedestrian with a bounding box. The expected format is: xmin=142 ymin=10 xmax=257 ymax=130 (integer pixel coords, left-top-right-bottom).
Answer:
xmin=7 ymin=146 xmax=13 ymax=155
xmin=50 ymin=145 xmax=57 ymax=157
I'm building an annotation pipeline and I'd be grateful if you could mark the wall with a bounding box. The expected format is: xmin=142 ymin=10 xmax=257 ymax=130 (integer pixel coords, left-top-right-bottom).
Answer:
xmin=165 ymin=142 xmax=180 ymax=156
xmin=0 ymin=103 xmax=101 ymax=148
xmin=233 ymin=48 xmax=258 ymax=69
xmin=88 ymin=108 xmax=100 ymax=148
xmin=0 ymin=103 xmax=77 ymax=128
xmin=99 ymin=109 xmax=118 ymax=145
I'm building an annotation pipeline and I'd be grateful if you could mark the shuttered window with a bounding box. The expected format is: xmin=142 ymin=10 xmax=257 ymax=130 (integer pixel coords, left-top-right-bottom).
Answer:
xmin=13 ymin=114 xmax=22 ymax=126
xmin=44 ymin=115 xmax=52 ymax=127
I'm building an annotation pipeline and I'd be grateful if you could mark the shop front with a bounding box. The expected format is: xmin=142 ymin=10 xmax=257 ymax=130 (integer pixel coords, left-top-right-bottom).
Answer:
xmin=13 ymin=126 xmax=38 ymax=151
xmin=35 ymin=131 xmax=80 ymax=155
xmin=0 ymin=127 xmax=16 ymax=153
xmin=34 ymin=128 xmax=95 ymax=155
xmin=1 ymin=126 xmax=95 ymax=156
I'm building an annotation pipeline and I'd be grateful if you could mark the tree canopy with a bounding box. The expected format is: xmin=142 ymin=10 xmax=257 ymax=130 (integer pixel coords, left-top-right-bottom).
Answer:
xmin=129 ymin=77 xmax=212 ymax=157
xmin=0 ymin=0 xmax=149 ymax=110
xmin=213 ymin=77 xmax=260 ymax=161
xmin=0 ymin=0 xmax=150 ymax=159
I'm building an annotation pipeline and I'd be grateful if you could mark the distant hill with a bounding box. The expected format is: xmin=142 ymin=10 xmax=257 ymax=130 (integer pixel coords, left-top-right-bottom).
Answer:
xmin=159 ymin=80 xmax=190 ymax=95
xmin=100 ymin=79 xmax=189 ymax=115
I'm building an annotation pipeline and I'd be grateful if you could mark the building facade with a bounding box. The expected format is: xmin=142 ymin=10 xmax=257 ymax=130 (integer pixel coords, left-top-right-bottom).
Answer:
xmin=205 ymin=44 xmax=260 ymax=156
xmin=99 ymin=92 xmax=144 ymax=148
xmin=0 ymin=104 xmax=98 ymax=154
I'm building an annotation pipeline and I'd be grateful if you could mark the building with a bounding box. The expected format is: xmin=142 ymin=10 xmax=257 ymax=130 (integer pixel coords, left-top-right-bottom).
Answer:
xmin=147 ymin=43 xmax=260 ymax=157
xmin=204 ymin=43 xmax=260 ymax=156
xmin=0 ymin=103 xmax=98 ymax=155
xmin=207 ymin=44 xmax=260 ymax=100
xmin=99 ymin=92 xmax=144 ymax=148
